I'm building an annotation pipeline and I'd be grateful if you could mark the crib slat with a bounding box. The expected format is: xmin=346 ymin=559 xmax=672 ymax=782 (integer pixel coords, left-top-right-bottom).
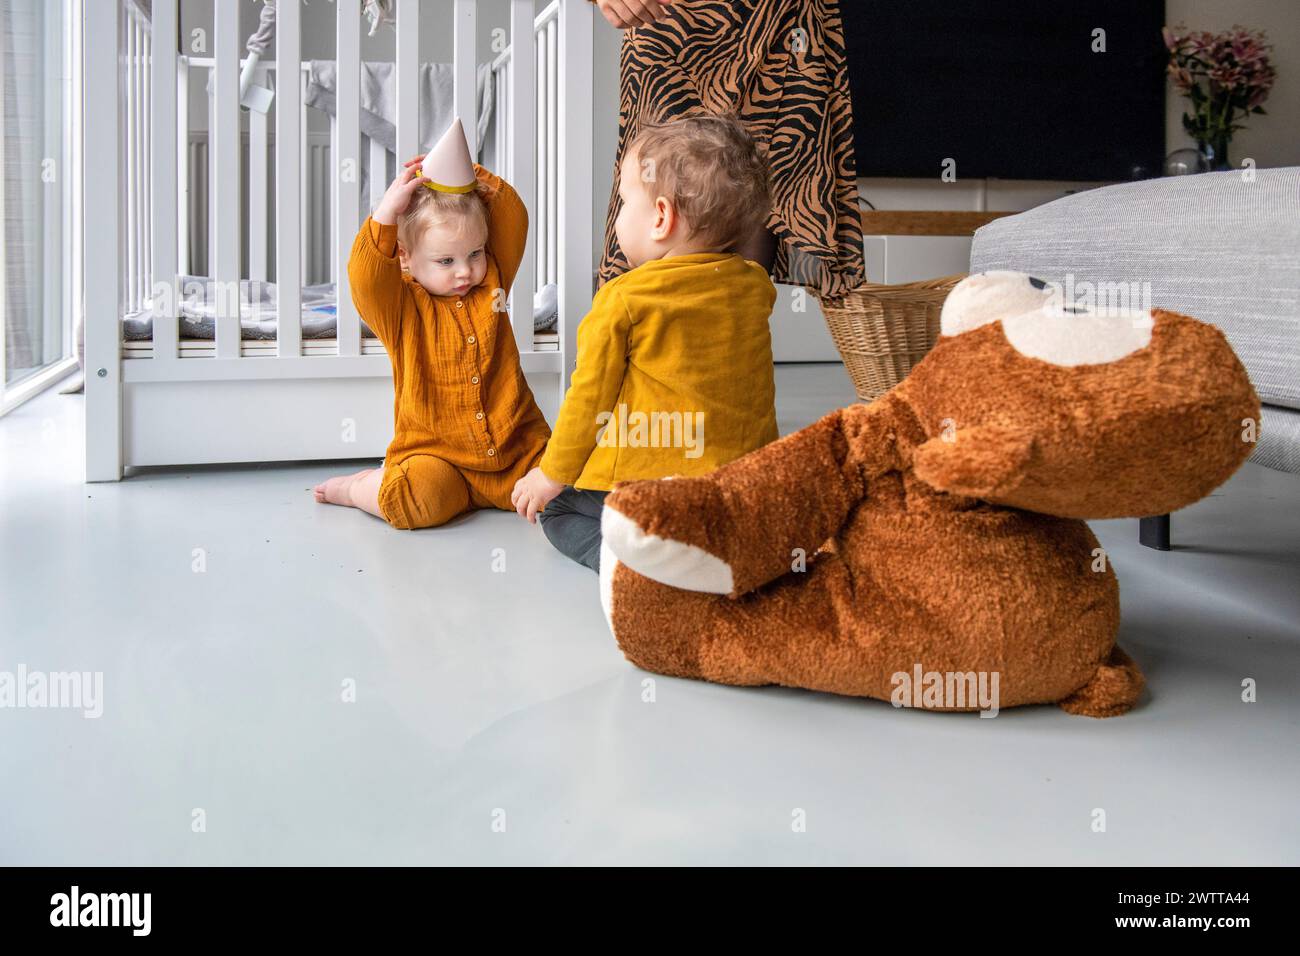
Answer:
xmin=84 ymin=0 xmax=123 ymax=480
xmin=249 ymin=105 xmax=268 ymax=283
xmin=136 ymin=19 xmax=145 ymax=310
xmin=546 ymin=19 xmax=557 ymax=287
xmin=509 ymin=0 xmax=536 ymax=354
xmin=125 ymin=21 xmax=136 ymax=312
xmin=536 ymin=31 xmax=547 ymax=288
xmin=143 ymin=26 xmax=152 ymax=317
xmin=132 ymin=20 xmax=140 ymax=311
xmin=300 ymin=69 xmax=310 ymax=283
xmin=454 ymin=0 xmax=477 ymax=158
xmin=369 ymin=138 xmax=387 ymax=215
xmin=150 ymin=0 xmax=179 ymax=363
xmin=557 ymin=0 xmax=594 ymax=392
xmin=277 ymin=0 xmax=302 ymax=358
xmin=395 ymin=0 xmax=419 ymax=159
xmin=140 ymin=21 xmax=149 ymax=308
xmin=177 ymin=57 xmax=189 ymax=276
xmin=212 ymin=1 xmax=241 ymax=359
xmin=329 ymin=114 xmax=337 ymax=284
xmin=495 ymin=66 xmax=506 ymax=177
xmin=207 ymin=82 xmax=214 ymax=282
xmin=335 ymin=0 xmax=362 ymax=357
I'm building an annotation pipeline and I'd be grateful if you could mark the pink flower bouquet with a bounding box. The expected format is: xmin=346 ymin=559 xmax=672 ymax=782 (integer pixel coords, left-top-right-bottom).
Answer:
xmin=1163 ymin=24 xmax=1277 ymax=170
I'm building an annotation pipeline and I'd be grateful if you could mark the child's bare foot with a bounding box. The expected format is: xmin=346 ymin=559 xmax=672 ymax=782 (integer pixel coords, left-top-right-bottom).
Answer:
xmin=314 ymin=467 xmax=377 ymax=506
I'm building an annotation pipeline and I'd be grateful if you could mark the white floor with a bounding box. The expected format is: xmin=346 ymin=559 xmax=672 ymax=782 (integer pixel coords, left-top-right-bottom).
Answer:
xmin=2 ymin=364 xmax=1298 ymax=865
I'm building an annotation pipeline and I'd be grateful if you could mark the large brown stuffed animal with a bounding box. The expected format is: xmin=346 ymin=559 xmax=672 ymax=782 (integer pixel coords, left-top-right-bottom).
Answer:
xmin=597 ymin=272 xmax=1259 ymax=717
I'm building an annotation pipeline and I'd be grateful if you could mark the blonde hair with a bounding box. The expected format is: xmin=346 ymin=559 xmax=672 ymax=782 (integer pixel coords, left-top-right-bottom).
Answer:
xmin=625 ymin=113 xmax=772 ymax=253
xmin=397 ymin=183 xmax=488 ymax=254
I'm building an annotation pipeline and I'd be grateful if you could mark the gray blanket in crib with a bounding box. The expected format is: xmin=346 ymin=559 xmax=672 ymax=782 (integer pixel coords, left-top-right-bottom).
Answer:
xmin=122 ymin=276 xmax=559 ymax=341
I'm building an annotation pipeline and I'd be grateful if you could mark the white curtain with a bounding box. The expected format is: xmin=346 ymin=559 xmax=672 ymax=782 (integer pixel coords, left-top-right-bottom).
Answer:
xmin=1 ymin=0 xmax=41 ymax=376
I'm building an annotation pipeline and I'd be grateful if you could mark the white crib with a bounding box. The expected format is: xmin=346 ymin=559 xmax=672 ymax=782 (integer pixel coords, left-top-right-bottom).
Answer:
xmin=84 ymin=0 xmax=593 ymax=480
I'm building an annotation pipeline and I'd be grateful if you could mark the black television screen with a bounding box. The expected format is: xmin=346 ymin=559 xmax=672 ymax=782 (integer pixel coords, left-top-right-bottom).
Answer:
xmin=841 ymin=0 xmax=1168 ymax=181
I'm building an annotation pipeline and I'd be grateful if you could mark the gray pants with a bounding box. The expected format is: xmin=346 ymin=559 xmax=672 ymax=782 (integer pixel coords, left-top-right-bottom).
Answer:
xmin=538 ymin=487 xmax=609 ymax=572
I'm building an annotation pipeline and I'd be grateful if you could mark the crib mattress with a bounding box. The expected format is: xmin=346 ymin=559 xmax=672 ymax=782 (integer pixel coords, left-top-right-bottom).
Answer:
xmin=122 ymin=276 xmax=559 ymax=342
xmin=120 ymin=334 xmax=557 ymax=358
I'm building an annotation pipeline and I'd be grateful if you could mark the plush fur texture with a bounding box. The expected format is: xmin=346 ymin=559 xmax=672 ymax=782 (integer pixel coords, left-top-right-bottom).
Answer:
xmin=599 ymin=273 xmax=1260 ymax=717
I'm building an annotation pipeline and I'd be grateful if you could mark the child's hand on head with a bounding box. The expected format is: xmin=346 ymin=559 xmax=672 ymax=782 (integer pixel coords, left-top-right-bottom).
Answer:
xmin=511 ymin=467 xmax=565 ymax=524
xmin=373 ymin=156 xmax=431 ymax=225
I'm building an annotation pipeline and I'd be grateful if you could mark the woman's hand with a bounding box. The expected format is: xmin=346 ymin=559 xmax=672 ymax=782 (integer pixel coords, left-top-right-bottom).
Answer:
xmin=373 ymin=155 xmax=431 ymax=225
xmin=595 ymin=0 xmax=677 ymax=30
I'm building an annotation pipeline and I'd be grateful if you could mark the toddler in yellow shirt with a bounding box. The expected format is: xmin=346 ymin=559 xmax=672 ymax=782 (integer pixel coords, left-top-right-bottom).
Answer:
xmin=511 ymin=114 xmax=779 ymax=571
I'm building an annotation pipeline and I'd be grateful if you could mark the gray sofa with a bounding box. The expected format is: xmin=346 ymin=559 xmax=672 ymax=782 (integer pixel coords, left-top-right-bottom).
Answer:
xmin=971 ymin=167 xmax=1300 ymax=546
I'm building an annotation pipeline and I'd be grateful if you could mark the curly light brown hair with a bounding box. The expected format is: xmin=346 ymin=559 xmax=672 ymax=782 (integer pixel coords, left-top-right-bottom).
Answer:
xmin=625 ymin=113 xmax=772 ymax=253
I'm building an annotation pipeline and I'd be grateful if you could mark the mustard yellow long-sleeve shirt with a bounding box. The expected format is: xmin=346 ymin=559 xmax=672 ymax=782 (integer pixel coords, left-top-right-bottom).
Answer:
xmin=539 ymin=252 xmax=779 ymax=491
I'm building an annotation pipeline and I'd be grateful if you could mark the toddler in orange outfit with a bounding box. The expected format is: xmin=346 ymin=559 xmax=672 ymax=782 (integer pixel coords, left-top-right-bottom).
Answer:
xmin=314 ymin=122 xmax=551 ymax=529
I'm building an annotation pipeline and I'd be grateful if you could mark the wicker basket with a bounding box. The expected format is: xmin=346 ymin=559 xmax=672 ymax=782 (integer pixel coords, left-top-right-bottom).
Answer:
xmin=819 ymin=274 xmax=966 ymax=401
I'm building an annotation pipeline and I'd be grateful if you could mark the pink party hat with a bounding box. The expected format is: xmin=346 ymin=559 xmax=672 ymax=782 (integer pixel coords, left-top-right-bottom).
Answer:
xmin=419 ymin=117 xmax=476 ymax=194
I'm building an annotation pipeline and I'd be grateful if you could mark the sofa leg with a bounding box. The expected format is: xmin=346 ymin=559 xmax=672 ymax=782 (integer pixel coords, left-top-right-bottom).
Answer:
xmin=1140 ymin=514 xmax=1171 ymax=551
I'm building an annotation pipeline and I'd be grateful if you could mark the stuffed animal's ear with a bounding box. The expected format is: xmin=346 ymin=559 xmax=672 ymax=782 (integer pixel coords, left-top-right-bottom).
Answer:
xmin=911 ymin=423 xmax=1036 ymax=499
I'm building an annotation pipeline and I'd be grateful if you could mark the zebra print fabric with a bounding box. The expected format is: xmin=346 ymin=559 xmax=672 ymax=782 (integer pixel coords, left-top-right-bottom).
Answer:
xmin=596 ymin=0 xmax=865 ymax=300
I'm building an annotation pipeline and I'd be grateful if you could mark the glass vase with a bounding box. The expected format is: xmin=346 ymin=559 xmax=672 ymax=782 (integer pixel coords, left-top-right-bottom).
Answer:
xmin=1198 ymin=133 xmax=1232 ymax=172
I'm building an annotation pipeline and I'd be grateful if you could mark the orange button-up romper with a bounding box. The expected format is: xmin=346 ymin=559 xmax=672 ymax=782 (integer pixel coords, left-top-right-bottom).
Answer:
xmin=347 ymin=165 xmax=552 ymax=529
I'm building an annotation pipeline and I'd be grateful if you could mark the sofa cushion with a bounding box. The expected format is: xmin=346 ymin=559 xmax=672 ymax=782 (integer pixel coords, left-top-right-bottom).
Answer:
xmin=971 ymin=168 xmax=1300 ymax=412
xmin=1256 ymin=405 xmax=1300 ymax=474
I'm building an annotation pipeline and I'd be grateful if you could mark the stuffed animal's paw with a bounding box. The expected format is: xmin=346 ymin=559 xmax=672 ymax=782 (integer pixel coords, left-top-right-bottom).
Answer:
xmin=911 ymin=422 xmax=1035 ymax=500
xmin=601 ymin=479 xmax=734 ymax=595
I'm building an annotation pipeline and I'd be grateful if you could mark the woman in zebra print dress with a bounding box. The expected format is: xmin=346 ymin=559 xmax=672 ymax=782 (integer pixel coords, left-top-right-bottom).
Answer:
xmin=592 ymin=0 xmax=865 ymax=299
